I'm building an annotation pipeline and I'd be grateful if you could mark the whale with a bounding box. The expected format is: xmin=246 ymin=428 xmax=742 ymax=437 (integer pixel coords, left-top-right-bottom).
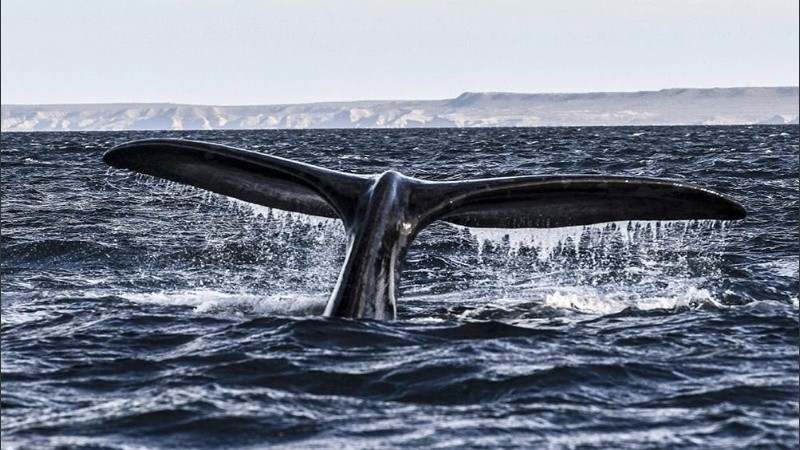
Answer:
xmin=103 ymin=138 xmax=746 ymax=320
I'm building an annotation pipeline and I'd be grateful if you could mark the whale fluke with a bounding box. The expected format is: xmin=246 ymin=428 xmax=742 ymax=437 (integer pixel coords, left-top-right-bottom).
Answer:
xmin=104 ymin=139 xmax=746 ymax=319
xmin=104 ymin=139 xmax=369 ymax=225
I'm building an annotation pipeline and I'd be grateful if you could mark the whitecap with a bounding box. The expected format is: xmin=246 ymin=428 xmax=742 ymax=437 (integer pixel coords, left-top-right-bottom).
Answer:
xmin=121 ymin=289 xmax=327 ymax=317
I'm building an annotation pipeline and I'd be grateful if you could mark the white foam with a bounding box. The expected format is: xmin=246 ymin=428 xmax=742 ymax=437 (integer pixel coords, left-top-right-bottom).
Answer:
xmin=419 ymin=278 xmax=723 ymax=319
xmin=122 ymin=290 xmax=327 ymax=317
xmin=542 ymin=284 xmax=719 ymax=315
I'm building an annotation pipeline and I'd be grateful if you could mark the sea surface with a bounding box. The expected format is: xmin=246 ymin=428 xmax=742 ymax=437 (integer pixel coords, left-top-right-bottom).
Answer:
xmin=1 ymin=127 xmax=798 ymax=449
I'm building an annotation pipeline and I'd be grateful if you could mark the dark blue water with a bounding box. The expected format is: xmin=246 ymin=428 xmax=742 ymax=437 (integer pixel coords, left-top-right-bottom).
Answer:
xmin=2 ymin=127 xmax=798 ymax=449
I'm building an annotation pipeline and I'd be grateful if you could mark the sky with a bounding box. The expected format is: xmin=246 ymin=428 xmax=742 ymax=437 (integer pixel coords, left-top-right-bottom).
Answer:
xmin=1 ymin=0 xmax=798 ymax=105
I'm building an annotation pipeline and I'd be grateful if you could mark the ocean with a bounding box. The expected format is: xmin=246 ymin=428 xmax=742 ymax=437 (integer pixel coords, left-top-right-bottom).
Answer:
xmin=1 ymin=126 xmax=798 ymax=449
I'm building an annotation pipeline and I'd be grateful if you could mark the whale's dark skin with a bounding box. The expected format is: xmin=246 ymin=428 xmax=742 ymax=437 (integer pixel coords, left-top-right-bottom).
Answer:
xmin=103 ymin=139 xmax=746 ymax=320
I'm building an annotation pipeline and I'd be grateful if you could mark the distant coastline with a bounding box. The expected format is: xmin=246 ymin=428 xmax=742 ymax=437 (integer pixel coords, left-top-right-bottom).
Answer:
xmin=2 ymin=87 xmax=798 ymax=132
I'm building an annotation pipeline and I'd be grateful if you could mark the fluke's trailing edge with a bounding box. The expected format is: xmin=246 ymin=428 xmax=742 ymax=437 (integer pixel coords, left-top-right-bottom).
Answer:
xmin=104 ymin=139 xmax=746 ymax=320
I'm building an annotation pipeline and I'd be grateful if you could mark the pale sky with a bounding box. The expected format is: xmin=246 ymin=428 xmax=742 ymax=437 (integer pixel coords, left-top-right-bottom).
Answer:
xmin=1 ymin=0 xmax=798 ymax=105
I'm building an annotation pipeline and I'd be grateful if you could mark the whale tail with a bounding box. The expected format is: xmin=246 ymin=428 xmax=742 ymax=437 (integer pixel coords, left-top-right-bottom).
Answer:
xmin=103 ymin=138 xmax=370 ymax=229
xmin=104 ymin=139 xmax=746 ymax=319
